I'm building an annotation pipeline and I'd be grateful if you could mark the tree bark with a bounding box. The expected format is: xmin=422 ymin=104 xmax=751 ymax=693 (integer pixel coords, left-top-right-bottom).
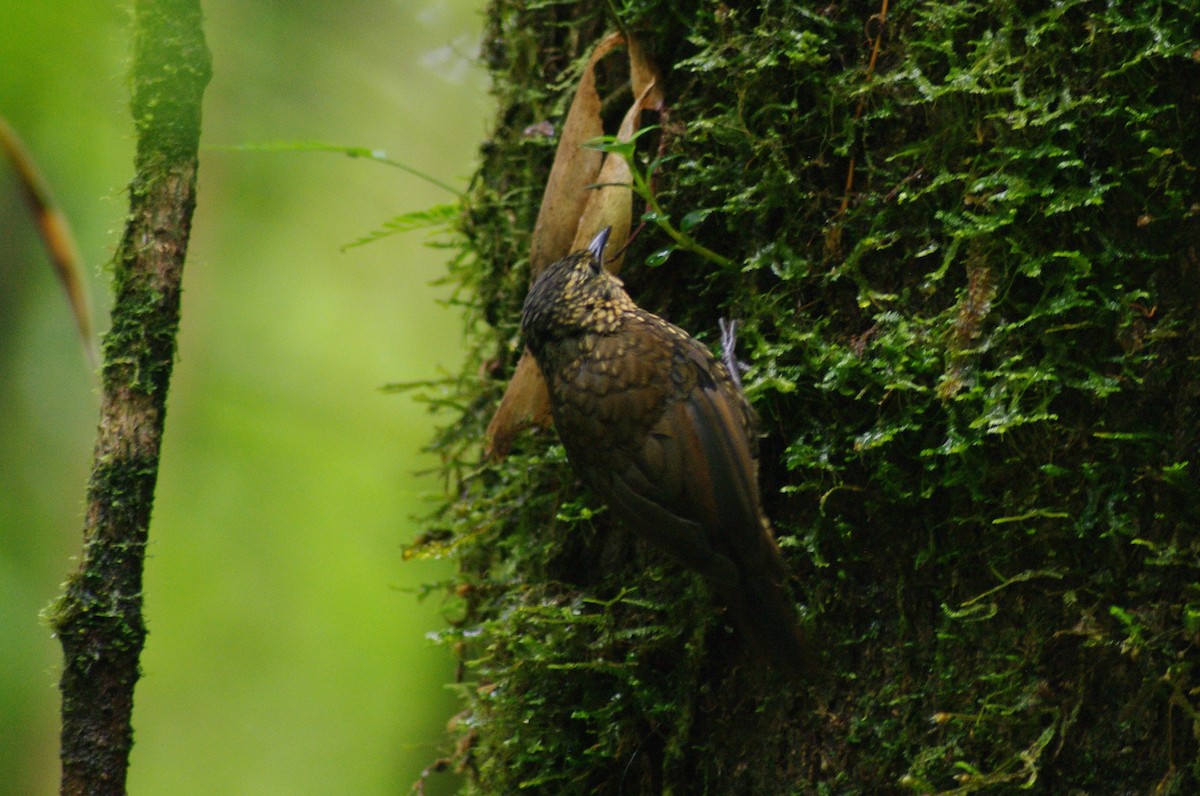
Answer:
xmin=423 ymin=1 xmax=1200 ymax=792
xmin=51 ymin=2 xmax=210 ymax=794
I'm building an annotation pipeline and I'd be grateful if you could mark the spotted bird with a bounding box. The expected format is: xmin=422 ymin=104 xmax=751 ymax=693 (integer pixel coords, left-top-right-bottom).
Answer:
xmin=520 ymin=227 xmax=816 ymax=677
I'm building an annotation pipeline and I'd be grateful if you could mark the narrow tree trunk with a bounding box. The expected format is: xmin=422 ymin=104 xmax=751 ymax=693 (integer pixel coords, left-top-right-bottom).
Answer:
xmin=51 ymin=3 xmax=210 ymax=794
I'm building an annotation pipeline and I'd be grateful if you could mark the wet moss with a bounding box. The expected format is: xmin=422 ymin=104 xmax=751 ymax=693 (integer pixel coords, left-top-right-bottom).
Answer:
xmin=414 ymin=1 xmax=1200 ymax=792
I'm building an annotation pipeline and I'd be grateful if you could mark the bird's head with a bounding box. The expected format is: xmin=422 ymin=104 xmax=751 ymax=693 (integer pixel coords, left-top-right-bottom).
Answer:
xmin=521 ymin=227 xmax=635 ymax=346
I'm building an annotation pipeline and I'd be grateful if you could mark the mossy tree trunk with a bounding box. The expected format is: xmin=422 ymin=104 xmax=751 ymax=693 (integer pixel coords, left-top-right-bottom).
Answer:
xmin=422 ymin=1 xmax=1199 ymax=792
xmin=51 ymin=2 xmax=209 ymax=794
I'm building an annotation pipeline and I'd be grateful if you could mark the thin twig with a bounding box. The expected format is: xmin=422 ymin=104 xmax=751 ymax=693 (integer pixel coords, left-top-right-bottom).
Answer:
xmin=827 ymin=0 xmax=890 ymax=256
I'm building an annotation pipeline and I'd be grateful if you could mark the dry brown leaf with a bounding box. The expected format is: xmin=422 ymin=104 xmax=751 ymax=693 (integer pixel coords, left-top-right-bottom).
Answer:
xmin=570 ymin=34 xmax=663 ymax=272
xmin=483 ymin=348 xmax=553 ymax=459
xmin=572 ymin=79 xmax=662 ymax=273
xmin=486 ymin=33 xmax=663 ymax=460
xmin=1 ymin=115 xmax=99 ymax=370
xmin=528 ymin=31 xmax=624 ymax=277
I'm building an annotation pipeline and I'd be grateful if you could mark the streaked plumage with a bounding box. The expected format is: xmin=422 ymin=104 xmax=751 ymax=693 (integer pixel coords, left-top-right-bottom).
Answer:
xmin=521 ymin=227 xmax=815 ymax=677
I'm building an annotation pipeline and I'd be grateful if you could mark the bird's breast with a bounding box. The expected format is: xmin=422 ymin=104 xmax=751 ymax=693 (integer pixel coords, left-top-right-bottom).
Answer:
xmin=542 ymin=325 xmax=675 ymax=455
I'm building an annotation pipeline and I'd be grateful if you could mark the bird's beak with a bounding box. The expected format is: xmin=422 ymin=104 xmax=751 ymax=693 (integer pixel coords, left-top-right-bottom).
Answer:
xmin=587 ymin=226 xmax=612 ymax=265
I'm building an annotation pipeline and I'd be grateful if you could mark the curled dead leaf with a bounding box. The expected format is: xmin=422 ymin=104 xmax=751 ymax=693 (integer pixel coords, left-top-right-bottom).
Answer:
xmin=1 ymin=116 xmax=98 ymax=370
xmin=483 ymin=348 xmax=552 ymax=459
xmin=485 ymin=32 xmax=664 ymax=460
xmin=527 ymin=32 xmax=624 ymax=276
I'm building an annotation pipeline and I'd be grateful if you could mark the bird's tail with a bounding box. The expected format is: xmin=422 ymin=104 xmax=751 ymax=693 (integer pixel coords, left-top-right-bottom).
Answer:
xmin=717 ymin=540 xmax=819 ymax=680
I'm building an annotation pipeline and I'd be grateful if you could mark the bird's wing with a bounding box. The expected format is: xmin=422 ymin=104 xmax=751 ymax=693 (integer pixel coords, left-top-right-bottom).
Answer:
xmin=608 ymin=336 xmax=774 ymax=570
xmin=552 ymin=319 xmax=814 ymax=674
xmin=549 ymin=313 xmax=775 ymax=579
xmin=610 ymin=337 xmax=812 ymax=674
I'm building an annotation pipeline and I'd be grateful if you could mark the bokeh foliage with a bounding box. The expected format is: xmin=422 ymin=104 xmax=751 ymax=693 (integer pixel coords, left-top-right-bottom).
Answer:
xmin=417 ymin=0 xmax=1199 ymax=792
xmin=1 ymin=3 xmax=486 ymax=794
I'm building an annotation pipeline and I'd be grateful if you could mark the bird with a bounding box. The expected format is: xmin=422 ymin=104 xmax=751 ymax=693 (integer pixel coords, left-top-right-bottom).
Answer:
xmin=520 ymin=226 xmax=816 ymax=678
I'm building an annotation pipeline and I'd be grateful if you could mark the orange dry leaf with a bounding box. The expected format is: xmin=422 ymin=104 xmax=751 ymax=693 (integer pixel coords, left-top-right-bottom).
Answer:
xmin=485 ymin=32 xmax=663 ymax=459
xmin=527 ymin=32 xmax=621 ymax=276
xmin=573 ymin=78 xmax=663 ymax=271
xmin=484 ymin=350 xmax=553 ymax=450
xmin=1 ymin=116 xmax=99 ymax=370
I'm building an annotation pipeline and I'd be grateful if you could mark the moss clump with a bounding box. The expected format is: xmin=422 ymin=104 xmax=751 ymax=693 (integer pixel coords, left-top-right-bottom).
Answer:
xmin=413 ymin=1 xmax=1200 ymax=792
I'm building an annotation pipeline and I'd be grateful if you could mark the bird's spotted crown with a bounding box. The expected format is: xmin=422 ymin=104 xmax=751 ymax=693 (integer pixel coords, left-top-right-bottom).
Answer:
xmin=521 ymin=227 xmax=637 ymax=344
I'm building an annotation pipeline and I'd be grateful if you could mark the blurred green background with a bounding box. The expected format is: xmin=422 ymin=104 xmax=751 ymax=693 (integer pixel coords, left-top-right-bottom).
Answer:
xmin=1 ymin=2 xmax=487 ymax=793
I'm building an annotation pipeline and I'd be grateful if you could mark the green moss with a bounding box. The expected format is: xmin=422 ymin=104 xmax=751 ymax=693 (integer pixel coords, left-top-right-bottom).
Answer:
xmin=413 ymin=0 xmax=1200 ymax=792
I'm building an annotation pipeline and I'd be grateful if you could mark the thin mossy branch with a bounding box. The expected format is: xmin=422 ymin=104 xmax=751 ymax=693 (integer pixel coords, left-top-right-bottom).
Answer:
xmin=50 ymin=2 xmax=210 ymax=794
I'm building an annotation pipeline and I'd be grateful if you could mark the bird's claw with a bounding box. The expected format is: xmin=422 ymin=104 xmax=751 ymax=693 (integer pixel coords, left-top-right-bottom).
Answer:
xmin=719 ymin=317 xmax=750 ymax=391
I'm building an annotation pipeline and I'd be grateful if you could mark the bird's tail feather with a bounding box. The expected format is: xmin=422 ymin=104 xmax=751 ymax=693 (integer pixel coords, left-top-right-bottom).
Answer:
xmin=717 ymin=545 xmax=818 ymax=680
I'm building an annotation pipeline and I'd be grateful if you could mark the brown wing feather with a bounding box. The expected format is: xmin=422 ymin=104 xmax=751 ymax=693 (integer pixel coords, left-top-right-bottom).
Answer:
xmin=548 ymin=312 xmax=815 ymax=676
